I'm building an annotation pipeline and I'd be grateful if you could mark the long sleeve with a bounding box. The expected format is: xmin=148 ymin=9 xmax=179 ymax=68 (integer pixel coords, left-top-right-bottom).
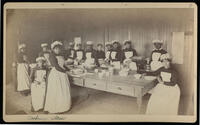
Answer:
xmin=147 ymin=67 xmax=164 ymax=76
xmin=121 ymin=50 xmax=125 ymax=63
xmin=133 ymin=49 xmax=137 ymax=56
xmin=49 ymin=53 xmax=66 ymax=73
xmin=110 ymin=50 xmax=122 ymax=62
xmin=92 ymin=50 xmax=96 ymax=59
xmin=29 ymin=68 xmax=35 ymax=83
xmin=102 ymin=51 xmax=105 ymax=59
xmin=17 ymin=52 xmax=25 ymax=63
xmin=150 ymin=51 xmax=153 ymax=62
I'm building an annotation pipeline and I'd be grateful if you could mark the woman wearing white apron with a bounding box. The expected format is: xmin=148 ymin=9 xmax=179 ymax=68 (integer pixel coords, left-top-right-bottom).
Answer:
xmin=84 ymin=41 xmax=96 ymax=66
xmin=122 ymin=40 xmax=137 ymax=70
xmin=110 ymin=40 xmax=122 ymax=63
xmin=30 ymin=57 xmax=47 ymax=112
xmin=17 ymin=43 xmax=30 ymax=96
xmin=44 ymin=41 xmax=71 ymax=114
xmin=104 ymin=42 xmax=112 ymax=64
xmin=96 ymin=43 xmax=105 ymax=67
xmin=150 ymin=40 xmax=167 ymax=71
xmin=74 ymin=41 xmax=85 ymax=65
xmin=146 ymin=54 xmax=180 ymax=115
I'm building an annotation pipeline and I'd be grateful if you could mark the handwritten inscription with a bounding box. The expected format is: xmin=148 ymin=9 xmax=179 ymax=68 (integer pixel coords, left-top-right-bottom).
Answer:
xmin=27 ymin=115 xmax=65 ymax=121
xmin=51 ymin=115 xmax=65 ymax=120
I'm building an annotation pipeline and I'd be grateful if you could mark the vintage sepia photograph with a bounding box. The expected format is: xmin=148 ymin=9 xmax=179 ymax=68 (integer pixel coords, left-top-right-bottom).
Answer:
xmin=3 ymin=3 xmax=197 ymax=122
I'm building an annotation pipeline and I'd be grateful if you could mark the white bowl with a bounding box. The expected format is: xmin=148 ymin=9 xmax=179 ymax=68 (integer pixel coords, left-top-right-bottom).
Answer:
xmin=144 ymin=76 xmax=156 ymax=80
xmin=134 ymin=74 xmax=142 ymax=79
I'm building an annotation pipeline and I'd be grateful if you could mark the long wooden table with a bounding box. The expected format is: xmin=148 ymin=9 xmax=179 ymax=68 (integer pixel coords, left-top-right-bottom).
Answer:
xmin=68 ymin=70 xmax=157 ymax=113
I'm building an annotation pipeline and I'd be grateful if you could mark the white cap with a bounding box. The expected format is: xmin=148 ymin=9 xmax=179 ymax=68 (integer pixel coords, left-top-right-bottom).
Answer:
xmin=36 ymin=57 xmax=46 ymax=62
xmin=69 ymin=42 xmax=74 ymax=45
xmin=152 ymin=39 xmax=163 ymax=44
xmin=105 ymin=42 xmax=111 ymax=46
xmin=112 ymin=40 xmax=119 ymax=44
xmin=41 ymin=43 xmax=48 ymax=48
xmin=160 ymin=53 xmax=171 ymax=61
xmin=75 ymin=40 xmax=81 ymax=44
xmin=51 ymin=41 xmax=63 ymax=49
xmin=86 ymin=41 xmax=93 ymax=45
xmin=97 ymin=43 xmax=103 ymax=46
xmin=18 ymin=43 xmax=26 ymax=50
xmin=123 ymin=40 xmax=131 ymax=44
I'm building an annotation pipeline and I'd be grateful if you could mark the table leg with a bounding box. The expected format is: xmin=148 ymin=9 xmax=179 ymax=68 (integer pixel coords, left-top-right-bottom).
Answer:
xmin=137 ymin=95 xmax=142 ymax=113
xmin=135 ymin=87 xmax=143 ymax=114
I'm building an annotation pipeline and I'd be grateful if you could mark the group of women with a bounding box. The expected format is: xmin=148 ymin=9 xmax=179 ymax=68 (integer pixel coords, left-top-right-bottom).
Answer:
xmin=16 ymin=39 xmax=180 ymax=115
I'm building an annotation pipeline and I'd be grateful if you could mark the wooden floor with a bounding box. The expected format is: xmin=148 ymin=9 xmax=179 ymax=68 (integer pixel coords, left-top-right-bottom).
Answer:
xmin=5 ymin=82 xmax=150 ymax=115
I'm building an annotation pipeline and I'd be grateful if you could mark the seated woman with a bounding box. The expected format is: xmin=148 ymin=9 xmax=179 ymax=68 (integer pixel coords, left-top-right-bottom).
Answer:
xmin=38 ymin=43 xmax=51 ymax=68
xmin=95 ymin=43 xmax=105 ymax=67
xmin=146 ymin=53 xmax=180 ymax=115
xmin=150 ymin=39 xmax=167 ymax=71
xmin=44 ymin=41 xmax=71 ymax=114
xmin=30 ymin=57 xmax=47 ymax=112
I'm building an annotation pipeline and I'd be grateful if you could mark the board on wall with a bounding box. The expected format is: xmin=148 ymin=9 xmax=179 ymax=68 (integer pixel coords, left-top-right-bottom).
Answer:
xmin=171 ymin=32 xmax=184 ymax=64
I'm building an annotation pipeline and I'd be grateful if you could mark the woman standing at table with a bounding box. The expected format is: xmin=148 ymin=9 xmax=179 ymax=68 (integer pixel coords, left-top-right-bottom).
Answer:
xmin=150 ymin=39 xmax=167 ymax=71
xmin=121 ymin=40 xmax=137 ymax=63
xmin=104 ymin=42 xmax=112 ymax=63
xmin=110 ymin=40 xmax=122 ymax=63
xmin=146 ymin=53 xmax=180 ymax=115
xmin=96 ymin=43 xmax=105 ymax=66
xmin=44 ymin=41 xmax=71 ymax=114
xmin=17 ymin=43 xmax=30 ymax=96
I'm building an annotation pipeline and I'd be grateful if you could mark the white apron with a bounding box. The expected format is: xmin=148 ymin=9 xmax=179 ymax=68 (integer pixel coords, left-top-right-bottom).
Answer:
xmin=44 ymin=56 xmax=71 ymax=113
xmin=146 ymin=70 xmax=180 ymax=115
xmin=85 ymin=52 xmax=95 ymax=65
xmin=125 ymin=51 xmax=133 ymax=59
xmin=76 ymin=51 xmax=83 ymax=60
xmin=105 ymin=51 xmax=111 ymax=60
xmin=69 ymin=50 xmax=75 ymax=58
xmin=129 ymin=62 xmax=137 ymax=71
xmin=150 ymin=52 xmax=163 ymax=71
xmin=111 ymin=51 xmax=117 ymax=60
xmin=146 ymin=83 xmax=180 ymax=115
xmin=31 ymin=70 xmax=46 ymax=111
xmin=17 ymin=63 xmax=30 ymax=91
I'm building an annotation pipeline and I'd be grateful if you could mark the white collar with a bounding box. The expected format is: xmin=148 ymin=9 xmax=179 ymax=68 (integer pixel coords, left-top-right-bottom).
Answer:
xmin=153 ymin=48 xmax=163 ymax=51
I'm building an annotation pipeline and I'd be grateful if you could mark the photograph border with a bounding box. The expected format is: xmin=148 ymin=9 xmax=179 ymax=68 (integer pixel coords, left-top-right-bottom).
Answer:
xmin=3 ymin=2 xmax=198 ymax=123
